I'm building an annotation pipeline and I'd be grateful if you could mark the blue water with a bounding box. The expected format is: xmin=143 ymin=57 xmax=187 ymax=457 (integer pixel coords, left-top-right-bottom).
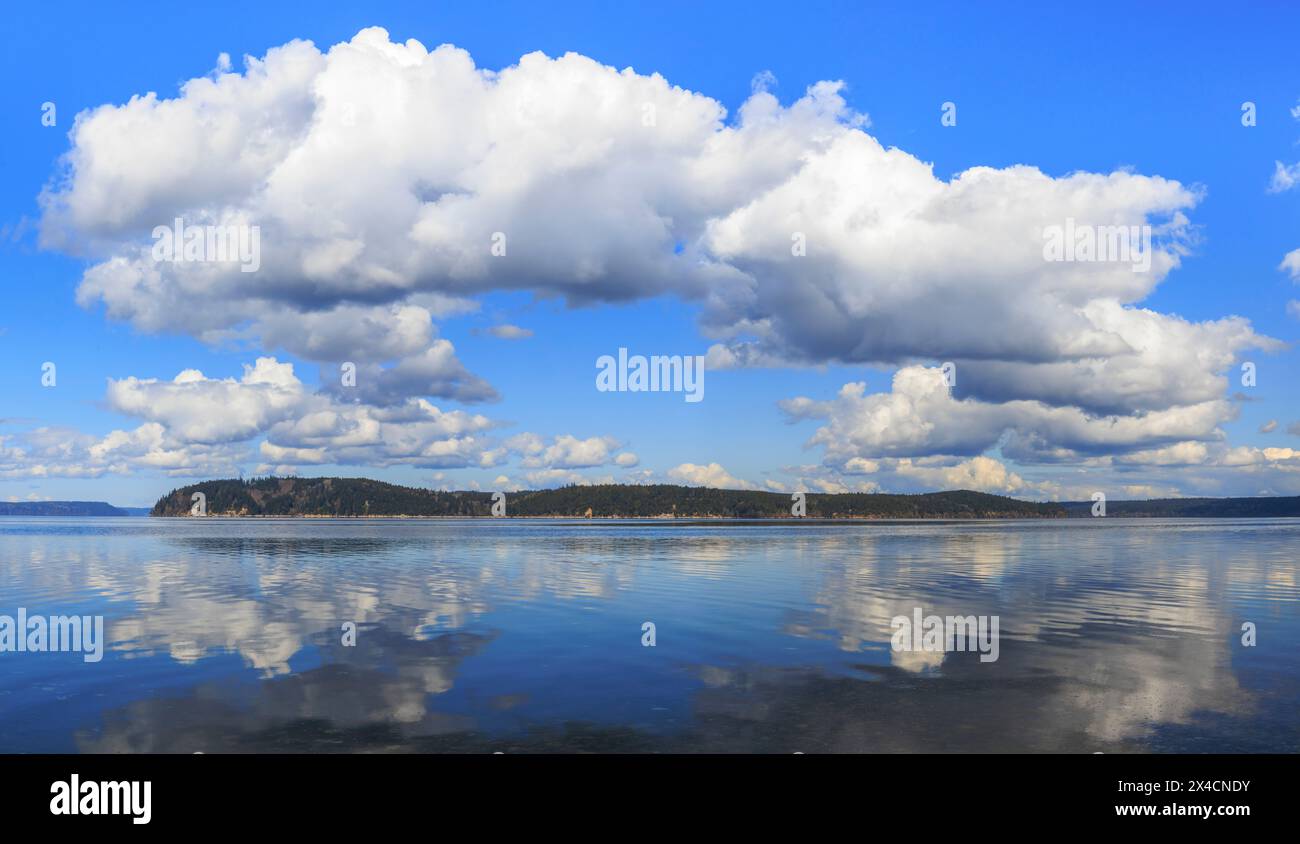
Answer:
xmin=0 ymin=517 xmax=1296 ymax=752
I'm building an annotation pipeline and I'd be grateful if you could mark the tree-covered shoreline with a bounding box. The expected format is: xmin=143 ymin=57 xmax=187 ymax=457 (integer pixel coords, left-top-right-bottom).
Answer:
xmin=151 ymin=477 xmax=1065 ymax=519
xmin=150 ymin=476 xmax=1300 ymax=519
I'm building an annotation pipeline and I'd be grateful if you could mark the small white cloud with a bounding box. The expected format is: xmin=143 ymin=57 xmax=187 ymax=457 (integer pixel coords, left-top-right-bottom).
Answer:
xmin=1269 ymin=160 xmax=1300 ymax=193
xmin=667 ymin=462 xmax=756 ymax=490
xmin=485 ymin=324 xmax=534 ymax=340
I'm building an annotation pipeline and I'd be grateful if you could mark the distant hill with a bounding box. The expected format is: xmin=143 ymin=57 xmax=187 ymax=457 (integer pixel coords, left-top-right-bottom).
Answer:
xmin=151 ymin=477 xmax=1065 ymax=519
xmin=1058 ymin=496 xmax=1300 ymax=518
xmin=0 ymin=501 xmax=132 ymax=517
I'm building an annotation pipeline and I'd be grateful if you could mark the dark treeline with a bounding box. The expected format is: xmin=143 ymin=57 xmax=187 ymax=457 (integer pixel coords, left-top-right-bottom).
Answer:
xmin=150 ymin=477 xmax=1300 ymax=518
xmin=151 ymin=477 xmax=1064 ymax=518
xmin=152 ymin=477 xmax=489 ymax=517
xmin=1058 ymin=497 xmax=1300 ymax=518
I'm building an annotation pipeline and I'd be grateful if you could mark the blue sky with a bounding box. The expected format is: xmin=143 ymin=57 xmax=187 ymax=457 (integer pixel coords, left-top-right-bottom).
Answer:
xmin=2 ymin=1 xmax=1298 ymax=506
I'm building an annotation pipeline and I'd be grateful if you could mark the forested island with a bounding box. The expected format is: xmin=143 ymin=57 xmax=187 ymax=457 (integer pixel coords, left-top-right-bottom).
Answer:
xmin=148 ymin=477 xmax=1300 ymax=519
xmin=151 ymin=477 xmax=1062 ymax=518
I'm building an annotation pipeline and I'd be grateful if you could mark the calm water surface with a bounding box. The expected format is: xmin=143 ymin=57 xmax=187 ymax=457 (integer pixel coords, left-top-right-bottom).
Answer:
xmin=1 ymin=517 xmax=1297 ymax=753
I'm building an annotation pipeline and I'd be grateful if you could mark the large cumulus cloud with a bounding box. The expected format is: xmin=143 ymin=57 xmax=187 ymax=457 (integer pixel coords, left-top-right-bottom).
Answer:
xmin=31 ymin=27 xmax=1283 ymax=489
